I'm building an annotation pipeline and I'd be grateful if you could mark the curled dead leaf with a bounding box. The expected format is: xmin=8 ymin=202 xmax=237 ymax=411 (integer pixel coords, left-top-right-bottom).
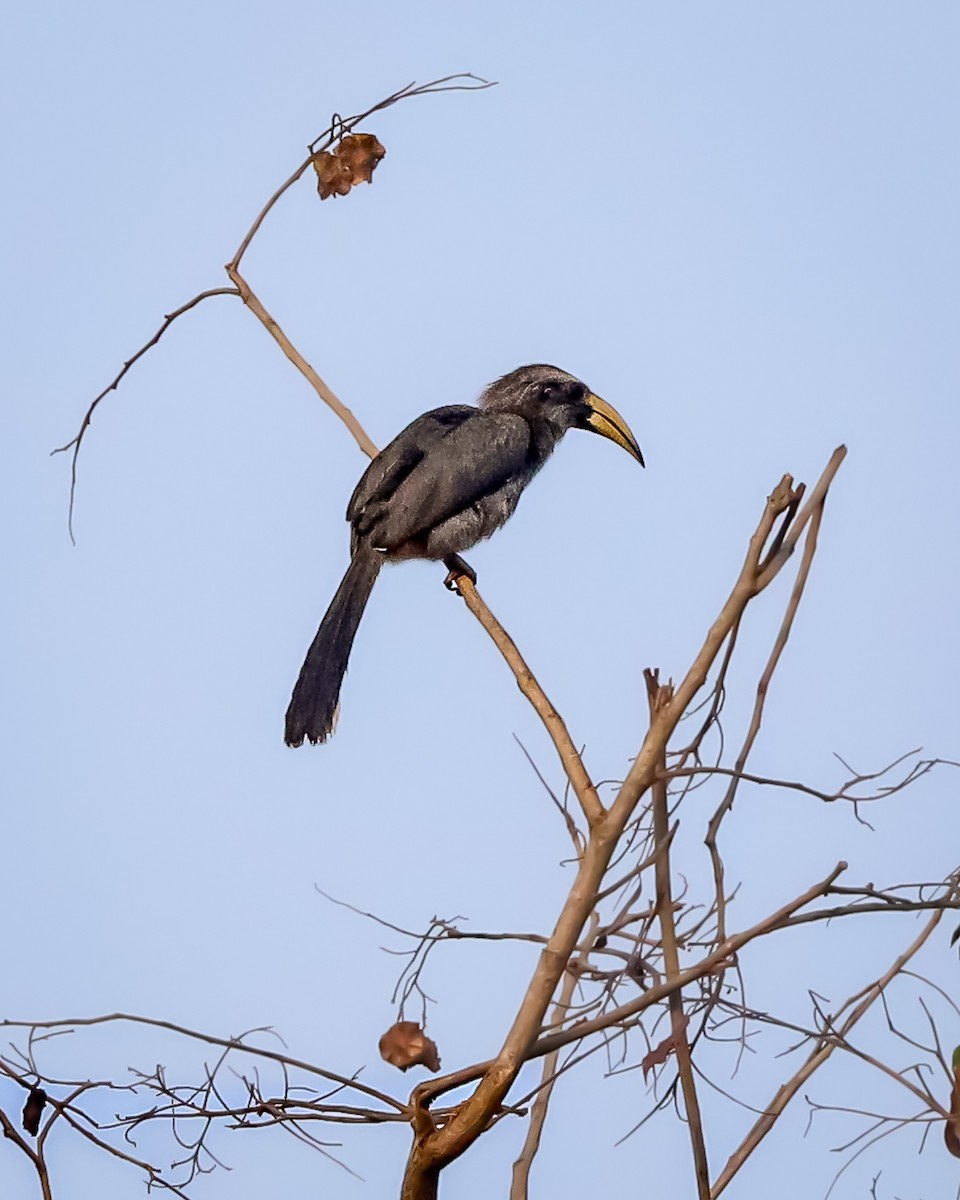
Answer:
xmin=379 ymin=1021 xmax=441 ymax=1073
xmin=22 ymin=1087 xmax=47 ymax=1136
xmin=313 ymin=133 xmax=386 ymax=200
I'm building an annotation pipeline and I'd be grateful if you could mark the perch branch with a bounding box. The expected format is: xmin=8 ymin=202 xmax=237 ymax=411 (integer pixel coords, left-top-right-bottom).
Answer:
xmin=455 ymin=575 xmax=604 ymax=827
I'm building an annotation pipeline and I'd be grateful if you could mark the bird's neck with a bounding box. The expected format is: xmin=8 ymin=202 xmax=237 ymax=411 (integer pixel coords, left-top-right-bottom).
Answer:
xmin=527 ymin=415 xmax=568 ymax=467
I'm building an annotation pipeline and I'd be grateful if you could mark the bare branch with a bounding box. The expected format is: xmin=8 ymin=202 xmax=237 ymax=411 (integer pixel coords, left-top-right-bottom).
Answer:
xmin=410 ymin=862 xmax=848 ymax=1110
xmin=51 ymin=287 xmax=240 ymax=542
xmin=710 ymin=880 xmax=958 ymax=1197
xmin=224 ymin=265 xmax=379 ymax=459
xmin=231 ymin=74 xmax=493 ymax=270
xmin=666 ymin=752 xmax=955 ymax=809
xmin=510 ymin=915 xmax=598 ymax=1199
xmin=0 ymin=1013 xmax=405 ymax=1115
xmin=513 ymin=734 xmax=587 ymax=856
xmin=705 ymin=495 xmax=825 ymax=938
xmin=401 ymin=457 xmax=848 ymax=1195
xmin=53 ymin=74 xmax=494 ymax=537
xmin=646 ymin=670 xmax=709 ymax=1199
xmin=453 ymin=575 xmax=605 ymax=828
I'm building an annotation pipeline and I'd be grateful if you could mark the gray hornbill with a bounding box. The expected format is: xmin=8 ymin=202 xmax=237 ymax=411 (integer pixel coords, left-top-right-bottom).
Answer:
xmin=284 ymin=364 xmax=643 ymax=746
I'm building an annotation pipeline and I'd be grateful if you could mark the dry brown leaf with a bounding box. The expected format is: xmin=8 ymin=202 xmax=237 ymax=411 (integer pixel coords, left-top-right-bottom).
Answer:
xmin=641 ymin=1015 xmax=690 ymax=1081
xmin=378 ymin=1021 xmax=441 ymax=1073
xmin=945 ymin=1047 xmax=960 ymax=1158
xmin=336 ymin=133 xmax=386 ymax=186
xmin=312 ymin=152 xmax=351 ymax=199
xmin=22 ymin=1087 xmax=47 ymax=1136
xmin=313 ymin=133 xmax=386 ymax=200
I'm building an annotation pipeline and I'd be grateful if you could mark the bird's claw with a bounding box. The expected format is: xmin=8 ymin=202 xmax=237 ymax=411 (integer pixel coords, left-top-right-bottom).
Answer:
xmin=443 ymin=555 xmax=477 ymax=593
xmin=444 ymin=572 xmax=466 ymax=593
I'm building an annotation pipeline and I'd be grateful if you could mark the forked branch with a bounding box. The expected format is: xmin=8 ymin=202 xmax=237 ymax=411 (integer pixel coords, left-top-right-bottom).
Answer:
xmin=53 ymin=74 xmax=493 ymax=540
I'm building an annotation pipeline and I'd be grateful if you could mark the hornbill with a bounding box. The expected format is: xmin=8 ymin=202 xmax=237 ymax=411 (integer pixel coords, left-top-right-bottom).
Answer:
xmin=284 ymin=363 xmax=643 ymax=746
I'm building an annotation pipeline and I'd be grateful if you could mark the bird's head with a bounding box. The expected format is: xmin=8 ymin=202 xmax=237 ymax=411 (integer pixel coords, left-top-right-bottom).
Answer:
xmin=480 ymin=364 xmax=644 ymax=466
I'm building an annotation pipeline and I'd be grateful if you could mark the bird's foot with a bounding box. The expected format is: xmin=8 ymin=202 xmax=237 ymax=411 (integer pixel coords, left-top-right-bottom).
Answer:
xmin=443 ymin=555 xmax=477 ymax=593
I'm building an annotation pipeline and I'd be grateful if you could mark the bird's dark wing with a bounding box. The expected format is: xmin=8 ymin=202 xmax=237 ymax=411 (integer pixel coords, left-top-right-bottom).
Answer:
xmin=347 ymin=406 xmax=475 ymax=524
xmin=374 ymin=411 xmax=533 ymax=547
xmin=351 ymin=408 xmax=533 ymax=549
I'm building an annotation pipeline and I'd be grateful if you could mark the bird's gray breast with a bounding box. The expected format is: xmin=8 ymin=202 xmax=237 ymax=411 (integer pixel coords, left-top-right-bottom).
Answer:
xmin=420 ymin=475 xmax=528 ymax=560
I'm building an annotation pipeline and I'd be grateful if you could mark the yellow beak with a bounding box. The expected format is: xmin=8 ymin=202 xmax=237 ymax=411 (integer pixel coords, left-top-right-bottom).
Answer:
xmin=584 ymin=394 xmax=644 ymax=466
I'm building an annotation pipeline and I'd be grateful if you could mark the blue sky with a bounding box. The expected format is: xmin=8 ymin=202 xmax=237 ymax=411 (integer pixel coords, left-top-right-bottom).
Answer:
xmin=3 ymin=3 xmax=959 ymax=1197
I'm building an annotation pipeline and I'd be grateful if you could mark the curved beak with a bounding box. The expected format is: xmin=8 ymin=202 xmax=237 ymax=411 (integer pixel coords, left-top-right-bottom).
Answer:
xmin=584 ymin=393 xmax=644 ymax=467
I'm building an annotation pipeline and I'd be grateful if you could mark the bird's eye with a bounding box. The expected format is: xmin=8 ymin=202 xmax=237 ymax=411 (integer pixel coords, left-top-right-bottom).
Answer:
xmin=541 ymin=380 xmax=585 ymax=404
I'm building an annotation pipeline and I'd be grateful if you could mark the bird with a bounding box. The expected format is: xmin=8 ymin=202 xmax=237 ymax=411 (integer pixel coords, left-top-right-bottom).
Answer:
xmin=284 ymin=363 xmax=644 ymax=746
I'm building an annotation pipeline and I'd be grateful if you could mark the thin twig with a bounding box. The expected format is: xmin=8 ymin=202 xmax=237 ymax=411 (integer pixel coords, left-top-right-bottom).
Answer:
xmin=706 ymin=497 xmax=825 ymax=938
xmin=646 ymin=671 xmax=710 ymax=1200
xmin=230 ymin=74 xmax=493 ymax=270
xmin=51 ymin=287 xmax=240 ymax=541
xmin=0 ymin=1013 xmax=405 ymax=1114
xmin=513 ymin=734 xmax=586 ymax=856
xmin=411 ymin=863 xmax=848 ymax=1107
xmin=665 ymin=752 xmax=952 ymax=809
xmin=53 ymin=74 xmax=494 ymax=538
xmin=611 ymin=452 xmax=846 ymax=834
xmin=510 ymin=915 xmax=598 ymax=1199
xmin=709 ymin=880 xmax=958 ymax=1197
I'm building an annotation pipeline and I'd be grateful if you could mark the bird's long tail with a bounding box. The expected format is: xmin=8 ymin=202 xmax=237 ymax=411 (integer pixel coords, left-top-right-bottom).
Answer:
xmin=284 ymin=545 xmax=382 ymax=746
